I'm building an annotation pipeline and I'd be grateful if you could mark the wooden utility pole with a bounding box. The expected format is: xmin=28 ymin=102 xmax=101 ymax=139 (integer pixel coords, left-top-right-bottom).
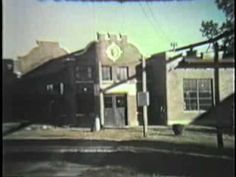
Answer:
xmin=93 ymin=53 xmax=102 ymax=131
xmin=98 ymin=61 xmax=104 ymax=127
xmin=213 ymin=42 xmax=224 ymax=149
xmin=142 ymin=56 xmax=148 ymax=137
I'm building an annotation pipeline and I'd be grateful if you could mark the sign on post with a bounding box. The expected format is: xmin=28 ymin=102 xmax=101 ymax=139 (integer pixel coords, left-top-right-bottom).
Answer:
xmin=137 ymin=92 xmax=150 ymax=107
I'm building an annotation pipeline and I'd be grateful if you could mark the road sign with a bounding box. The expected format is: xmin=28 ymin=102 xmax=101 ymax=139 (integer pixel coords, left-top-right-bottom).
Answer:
xmin=137 ymin=92 xmax=150 ymax=107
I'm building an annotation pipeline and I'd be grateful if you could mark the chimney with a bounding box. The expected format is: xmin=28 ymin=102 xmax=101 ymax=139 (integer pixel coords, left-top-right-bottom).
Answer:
xmin=185 ymin=49 xmax=199 ymax=62
xmin=120 ymin=34 xmax=127 ymax=43
xmin=109 ymin=34 xmax=118 ymax=41
xmin=97 ymin=33 xmax=106 ymax=41
xmin=36 ymin=41 xmax=59 ymax=47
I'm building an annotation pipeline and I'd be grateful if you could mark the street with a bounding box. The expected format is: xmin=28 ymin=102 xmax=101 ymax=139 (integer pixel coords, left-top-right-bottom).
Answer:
xmin=3 ymin=139 xmax=234 ymax=177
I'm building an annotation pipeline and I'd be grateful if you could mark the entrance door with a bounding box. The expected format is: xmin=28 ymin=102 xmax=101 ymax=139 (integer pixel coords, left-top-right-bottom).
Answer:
xmin=104 ymin=94 xmax=127 ymax=127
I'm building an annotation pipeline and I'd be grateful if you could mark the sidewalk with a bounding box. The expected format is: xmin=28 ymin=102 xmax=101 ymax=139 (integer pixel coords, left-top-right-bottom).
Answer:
xmin=3 ymin=124 xmax=234 ymax=159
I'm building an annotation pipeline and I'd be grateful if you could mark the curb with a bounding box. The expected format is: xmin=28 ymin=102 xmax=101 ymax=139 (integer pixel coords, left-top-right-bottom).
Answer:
xmin=4 ymin=145 xmax=234 ymax=161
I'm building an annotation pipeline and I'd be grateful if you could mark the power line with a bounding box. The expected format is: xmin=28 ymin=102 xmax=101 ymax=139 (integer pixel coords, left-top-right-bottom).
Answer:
xmin=138 ymin=1 xmax=163 ymax=40
xmin=120 ymin=2 xmax=125 ymax=33
xmin=172 ymin=29 xmax=234 ymax=52
xmin=89 ymin=0 xmax=98 ymax=40
xmin=145 ymin=2 xmax=172 ymax=44
xmin=91 ymin=0 xmax=96 ymax=39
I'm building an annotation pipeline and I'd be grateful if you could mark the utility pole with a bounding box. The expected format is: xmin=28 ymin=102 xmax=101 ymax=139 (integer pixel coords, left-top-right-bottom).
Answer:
xmin=170 ymin=42 xmax=178 ymax=52
xmin=142 ymin=56 xmax=148 ymax=137
xmin=213 ymin=42 xmax=224 ymax=149
xmin=98 ymin=61 xmax=104 ymax=127
xmin=93 ymin=49 xmax=102 ymax=131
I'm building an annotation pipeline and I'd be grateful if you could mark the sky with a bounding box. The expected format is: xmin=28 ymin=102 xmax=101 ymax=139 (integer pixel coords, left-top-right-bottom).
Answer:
xmin=3 ymin=0 xmax=226 ymax=59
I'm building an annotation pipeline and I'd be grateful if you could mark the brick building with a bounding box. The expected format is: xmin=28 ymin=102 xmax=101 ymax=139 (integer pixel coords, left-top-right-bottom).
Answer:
xmin=4 ymin=34 xmax=235 ymax=128
xmin=9 ymin=33 xmax=142 ymax=127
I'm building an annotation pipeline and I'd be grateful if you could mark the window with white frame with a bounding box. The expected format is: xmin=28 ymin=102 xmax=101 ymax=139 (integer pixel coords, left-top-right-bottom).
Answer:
xmin=116 ymin=66 xmax=128 ymax=81
xmin=183 ymin=79 xmax=213 ymax=111
xmin=102 ymin=66 xmax=112 ymax=81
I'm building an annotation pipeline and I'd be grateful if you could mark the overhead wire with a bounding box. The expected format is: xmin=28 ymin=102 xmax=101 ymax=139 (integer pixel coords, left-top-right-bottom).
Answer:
xmin=89 ymin=0 xmax=98 ymax=40
xmin=92 ymin=0 xmax=96 ymax=40
xmin=120 ymin=2 xmax=125 ymax=34
xmin=138 ymin=2 xmax=159 ymax=37
xmin=104 ymin=2 xmax=110 ymax=33
xmin=145 ymin=1 xmax=172 ymax=45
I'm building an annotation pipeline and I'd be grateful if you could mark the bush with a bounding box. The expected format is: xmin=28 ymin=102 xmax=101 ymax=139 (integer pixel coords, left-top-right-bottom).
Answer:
xmin=172 ymin=124 xmax=185 ymax=136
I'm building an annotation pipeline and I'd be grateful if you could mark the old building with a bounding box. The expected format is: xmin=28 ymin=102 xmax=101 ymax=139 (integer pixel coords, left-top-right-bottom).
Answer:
xmin=2 ymin=59 xmax=18 ymax=122
xmin=16 ymin=41 xmax=69 ymax=75
xmin=146 ymin=49 xmax=235 ymax=127
xmin=11 ymin=34 xmax=142 ymax=127
xmin=5 ymin=34 xmax=234 ymax=128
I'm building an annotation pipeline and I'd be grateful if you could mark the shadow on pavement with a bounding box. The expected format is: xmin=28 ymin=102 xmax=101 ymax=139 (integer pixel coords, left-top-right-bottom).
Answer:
xmin=3 ymin=139 xmax=234 ymax=157
xmin=3 ymin=151 xmax=234 ymax=177
xmin=3 ymin=139 xmax=235 ymax=177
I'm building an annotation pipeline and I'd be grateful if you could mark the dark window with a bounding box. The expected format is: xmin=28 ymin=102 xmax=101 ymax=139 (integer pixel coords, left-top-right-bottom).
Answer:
xmin=102 ymin=66 xmax=112 ymax=81
xmin=116 ymin=96 xmax=126 ymax=107
xmin=6 ymin=64 xmax=13 ymax=70
xmin=183 ymin=79 xmax=213 ymax=111
xmin=75 ymin=66 xmax=93 ymax=81
xmin=104 ymin=96 xmax=112 ymax=108
xmin=46 ymin=83 xmax=63 ymax=95
xmin=117 ymin=66 xmax=128 ymax=81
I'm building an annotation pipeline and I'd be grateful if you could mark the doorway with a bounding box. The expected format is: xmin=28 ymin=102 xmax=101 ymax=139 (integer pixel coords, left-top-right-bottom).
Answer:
xmin=104 ymin=94 xmax=127 ymax=127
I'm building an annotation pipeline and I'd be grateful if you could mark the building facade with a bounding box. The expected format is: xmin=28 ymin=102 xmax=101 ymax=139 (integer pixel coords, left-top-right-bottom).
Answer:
xmin=2 ymin=59 xmax=17 ymax=122
xmin=11 ymin=33 xmax=142 ymax=127
xmin=147 ymin=50 xmax=235 ymax=126
xmin=4 ymin=35 xmax=235 ymax=128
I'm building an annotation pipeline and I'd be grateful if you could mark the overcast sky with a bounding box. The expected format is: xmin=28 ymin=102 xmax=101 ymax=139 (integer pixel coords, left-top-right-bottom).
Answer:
xmin=3 ymin=0 xmax=226 ymax=59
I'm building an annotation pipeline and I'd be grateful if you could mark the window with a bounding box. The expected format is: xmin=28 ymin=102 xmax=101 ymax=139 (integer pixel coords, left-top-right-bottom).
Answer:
xmin=59 ymin=83 xmax=64 ymax=95
xmin=6 ymin=64 xmax=13 ymax=70
xmin=75 ymin=66 xmax=93 ymax=81
xmin=104 ymin=96 xmax=112 ymax=108
xmin=116 ymin=96 xmax=126 ymax=107
xmin=102 ymin=66 xmax=112 ymax=81
xmin=46 ymin=83 xmax=64 ymax=95
xmin=183 ymin=79 xmax=213 ymax=111
xmin=116 ymin=66 xmax=128 ymax=81
xmin=46 ymin=84 xmax=53 ymax=91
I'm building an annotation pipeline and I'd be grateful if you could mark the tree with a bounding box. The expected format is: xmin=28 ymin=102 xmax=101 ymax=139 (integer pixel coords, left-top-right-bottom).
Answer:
xmin=200 ymin=20 xmax=219 ymax=39
xmin=200 ymin=0 xmax=234 ymax=56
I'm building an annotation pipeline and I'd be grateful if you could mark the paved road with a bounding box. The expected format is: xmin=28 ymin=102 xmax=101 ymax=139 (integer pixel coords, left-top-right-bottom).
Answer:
xmin=3 ymin=139 xmax=234 ymax=177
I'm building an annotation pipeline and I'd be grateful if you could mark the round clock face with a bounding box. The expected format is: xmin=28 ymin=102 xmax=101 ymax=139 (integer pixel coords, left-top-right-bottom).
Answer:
xmin=106 ymin=42 xmax=123 ymax=62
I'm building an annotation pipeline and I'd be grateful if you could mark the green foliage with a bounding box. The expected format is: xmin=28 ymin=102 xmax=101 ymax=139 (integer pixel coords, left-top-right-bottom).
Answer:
xmin=200 ymin=20 xmax=219 ymax=39
xmin=216 ymin=0 xmax=234 ymax=21
xmin=200 ymin=0 xmax=234 ymax=56
xmin=220 ymin=19 xmax=234 ymax=56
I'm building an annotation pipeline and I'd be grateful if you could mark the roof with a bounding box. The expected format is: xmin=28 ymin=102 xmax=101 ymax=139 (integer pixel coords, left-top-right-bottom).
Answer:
xmin=17 ymin=41 xmax=69 ymax=75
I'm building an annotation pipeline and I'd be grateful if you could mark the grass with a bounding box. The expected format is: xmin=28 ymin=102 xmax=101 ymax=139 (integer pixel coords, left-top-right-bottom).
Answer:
xmin=4 ymin=125 xmax=235 ymax=149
